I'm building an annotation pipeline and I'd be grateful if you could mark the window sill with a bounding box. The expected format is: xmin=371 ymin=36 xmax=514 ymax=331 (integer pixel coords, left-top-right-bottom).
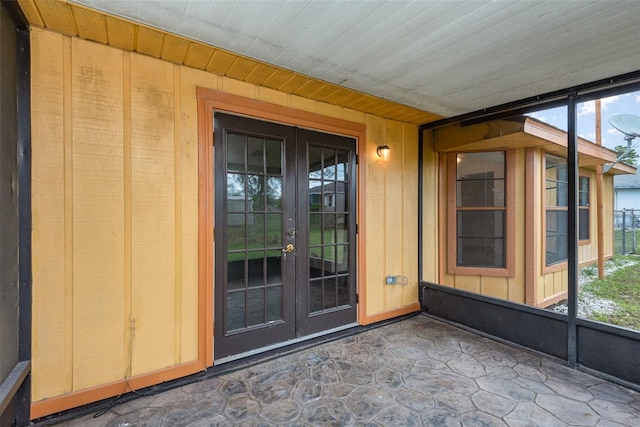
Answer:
xmin=543 ymin=260 xmax=568 ymax=274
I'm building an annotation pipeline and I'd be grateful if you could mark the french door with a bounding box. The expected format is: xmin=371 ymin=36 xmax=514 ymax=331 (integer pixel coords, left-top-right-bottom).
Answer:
xmin=214 ymin=113 xmax=357 ymax=360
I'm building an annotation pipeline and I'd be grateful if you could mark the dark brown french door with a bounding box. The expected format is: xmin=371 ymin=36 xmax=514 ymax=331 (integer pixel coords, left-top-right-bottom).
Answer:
xmin=214 ymin=113 xmax=357 ymax=360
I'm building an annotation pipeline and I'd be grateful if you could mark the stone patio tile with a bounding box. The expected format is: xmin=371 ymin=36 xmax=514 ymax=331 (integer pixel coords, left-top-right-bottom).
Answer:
xmin=502 ymin=401 xmax=566 ymax=427
xmin=292 ymin=378 xmax=323 ymax=402
xmin=434 ymin=391 xmax=475 ymax=413
xmin=536 ymin=394 xmax=600 ymax=426
xmin=587 ymin=382 xmax=638 ymax=403
xmin=421 ymin=408 xmax=463 ymax=427
xmin=105 ymin=407 xmax=167 ymax=427
xmin=334 ymin=360 xmax=375 ymax=386
xmin=374 ymin=404 xmax=421 ymax=426
xmin=259 ymin=399 xmax=301 ymax=423
xmin=545 ymin=379 xmax=595 ymax=402
xmin=476 ymin=376 xmax=535 ymax=402
xmin=461 ymin=411 xmax=508 ymax=426
xmin=475 ymin=349 xmax=518 ymax=372
xmin=513 ymin=363 xmax=547 ymax=382
xmin=447 ymin=353 xmax=487 ymax=378
xmin=471 ymin=389 xmax=517 ymax=418
xmin=374 ymin=367 xmax=403 ymax=389
xmin=403 ymin=370 xmax=477 ymax=397
xmin=224 ymin=395 xmax=260 ymax=421
xmin=297 ymin=397 xmax=352 ymax=426
xmin=344 ymin=385 xmax=395 ymax=421
xmin=513 ymin=377 xmax=555 ymax=395
xmin=589 ymin=399 xmax=640 ymax=426
xmin=393 ymin=386 xmax=436 ymax=412
xmin=248 ymin=363 xmax=308 ymax=404
xmin=311 ymin=360 xmax=339 ymax=384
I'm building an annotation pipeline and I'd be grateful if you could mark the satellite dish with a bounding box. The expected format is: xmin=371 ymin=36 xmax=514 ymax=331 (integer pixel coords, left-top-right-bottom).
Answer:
xmin=609 ymin=114 xmax=640 ymax=137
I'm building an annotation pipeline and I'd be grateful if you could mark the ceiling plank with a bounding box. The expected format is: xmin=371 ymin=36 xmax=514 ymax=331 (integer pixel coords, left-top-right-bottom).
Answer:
xmin=205 ymin=49 xmax=236 ymax=75
xmin=105 ymin=16 xmax=135 ymax=51
xmin=34 ymin=0 xmax=77 ymax=36
xmin=183 ymin=42 xmax=215 ymax=70
xmin=277 ymin=74 xmax=312 ymax=94
xmin=262 ymin=69 xmax=296 ymax=90
xmin=17 ymin=0 xmax=44 ymax=27
xmin=226 ymin=57 xmax=259 ymax=81
xmin=161 ymin=34 xmax=190 ymax=64
xmin=136 ymin=26 xmax=164 ymax=58
xmin=243 ymin=63 xmax=279 ymax=86
xmin=70 ymin=5 xmax=108 ymax=44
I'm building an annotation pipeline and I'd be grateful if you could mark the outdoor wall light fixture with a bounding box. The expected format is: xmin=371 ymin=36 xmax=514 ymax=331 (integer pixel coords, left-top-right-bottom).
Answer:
xmin=376 ymin=145 xmax=390 ymax=161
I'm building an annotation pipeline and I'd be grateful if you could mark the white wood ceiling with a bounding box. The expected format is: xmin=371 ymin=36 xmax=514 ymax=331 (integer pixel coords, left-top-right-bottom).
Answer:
xmin=72 ymin=0 xmax=640 ymax=118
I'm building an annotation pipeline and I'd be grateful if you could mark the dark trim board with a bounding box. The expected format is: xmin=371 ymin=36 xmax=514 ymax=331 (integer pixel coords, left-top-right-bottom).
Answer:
xmin=16 ymin=24 xmax=32 ymax=427
xmin=420 ymin=282 xmax=568 ymax=360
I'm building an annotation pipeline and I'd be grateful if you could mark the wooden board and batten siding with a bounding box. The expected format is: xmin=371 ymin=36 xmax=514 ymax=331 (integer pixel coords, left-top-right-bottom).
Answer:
xmin=30 ymin=27 xmax=426 ymax=418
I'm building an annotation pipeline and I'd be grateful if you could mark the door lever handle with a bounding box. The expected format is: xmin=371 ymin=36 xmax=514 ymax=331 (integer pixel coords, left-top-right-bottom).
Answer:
xmin=282 ymin=243 xmax=295 ymax=253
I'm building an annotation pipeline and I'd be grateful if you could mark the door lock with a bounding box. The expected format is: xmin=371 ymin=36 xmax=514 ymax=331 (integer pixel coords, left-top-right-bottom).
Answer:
xmin=282 ymin=243 xmax=295 ymax=253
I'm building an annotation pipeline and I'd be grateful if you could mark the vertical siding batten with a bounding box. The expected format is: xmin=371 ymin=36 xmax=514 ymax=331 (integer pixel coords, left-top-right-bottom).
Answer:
xmin=62 ymin=34 xmax=73 ymax=395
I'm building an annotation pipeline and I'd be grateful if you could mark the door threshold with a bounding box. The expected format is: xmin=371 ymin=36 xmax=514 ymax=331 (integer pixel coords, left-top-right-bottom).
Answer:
xmin=214 ymin=322 xmax=360 ymax=365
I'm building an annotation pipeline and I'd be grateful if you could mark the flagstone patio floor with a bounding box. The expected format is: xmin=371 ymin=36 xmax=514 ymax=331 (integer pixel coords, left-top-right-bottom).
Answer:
xmin=45 ymin=315 xmax=640 ymax=426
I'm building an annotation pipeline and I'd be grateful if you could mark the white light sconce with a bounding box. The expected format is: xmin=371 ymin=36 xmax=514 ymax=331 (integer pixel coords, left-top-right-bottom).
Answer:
xmin=376 ymin=145 xmax=390 ymax=161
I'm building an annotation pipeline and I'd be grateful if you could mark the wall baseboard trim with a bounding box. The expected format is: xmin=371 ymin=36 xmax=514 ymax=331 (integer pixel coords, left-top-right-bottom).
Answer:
xmin=31 ymin=361 xmax=200 ymax=420
xmin=360 ymin=303 xmax=421 ymax=325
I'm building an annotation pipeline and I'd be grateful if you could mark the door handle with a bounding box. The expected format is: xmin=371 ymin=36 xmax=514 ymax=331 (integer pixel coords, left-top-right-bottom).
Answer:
xmin=282 ymin=243 xmax=295 ymax=253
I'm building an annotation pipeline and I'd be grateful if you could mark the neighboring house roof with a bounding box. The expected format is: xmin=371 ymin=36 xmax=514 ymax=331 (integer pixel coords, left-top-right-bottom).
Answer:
xmin=614 ymin=170 xmax=640 ymax=189
xmin=432 ymin=115 xmax=637 ymax=176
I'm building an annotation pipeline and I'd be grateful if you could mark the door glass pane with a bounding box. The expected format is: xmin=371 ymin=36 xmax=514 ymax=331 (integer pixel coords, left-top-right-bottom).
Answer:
xmin=266 ymin=177 xmax=282 ymax=211
xmin=248 ymin=213 xmax=265 ymax=249
xmin=265 ymin=139 xmax=282 ymax=174
xmin=310 ymin=279 xmax=323 ymax=312
xmin=336 ymin=245 xmax=348 ymax=273
xmin=324 ymin=214 xmax=337 ymax=243
xmin=227 ymin=173 xmax=245 ymax=208
xmin=309 ymin=146 xmax=323 ymax=179
xmin=266 ymin=286 xmax=283 ymax=322
xmin=247 ymin=288 xmax=265 ymax=327
xmin=266 ymin=250 xmax=282 ymax=284
xmin=227 ymin=253 xmax=245 ymax=291
xmin=247 ymin=251 xmax=265 ymax=287
xmin=227 ymin=291 xmax=245 ymax=331
xmin=323 ymin=246 xmax=335 ymax=276
xmin=247 ymin=175 xmax=265 ymax=211
xmin=309 ymin=180 xmax=322 ymax=212
xmin=324 ymin=277 xmax=337 ymax=310
xmin=336 ymin=215 xmax=348 ymax=244
xmin=247 ymin=136 xmax=264 ymax=173
xmin=336 ymin=150 xmax=348 ymax=181
xmin=227 ymin=133 xmax=245 ymax=172
xmin=266 ymin=214 xmax=282 ymax=248
xmin=323 ymin=148 xmax=336 ymax=179
xmin=337 ymin=276 xmax=349 ymax=306
xmin=227 ymin=214 xmax=245 ymax=249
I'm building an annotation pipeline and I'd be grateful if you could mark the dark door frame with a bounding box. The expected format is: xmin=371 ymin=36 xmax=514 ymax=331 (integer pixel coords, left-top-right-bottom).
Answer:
xmin=196 ymin=88 xmax=368 ymax=367
xmin=213 ymin=114 xmax=358 ymax=360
